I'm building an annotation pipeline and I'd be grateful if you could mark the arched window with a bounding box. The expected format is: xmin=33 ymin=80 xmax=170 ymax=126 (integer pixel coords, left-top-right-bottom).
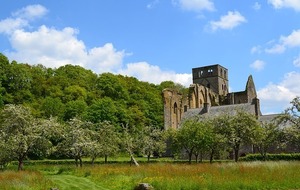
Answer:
xmin=174 ymin=102 xmax=177 ymax=114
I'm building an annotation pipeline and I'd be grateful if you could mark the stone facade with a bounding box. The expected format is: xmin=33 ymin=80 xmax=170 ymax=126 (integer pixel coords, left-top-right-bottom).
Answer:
xmin=163 ymin=64 xmax=261 ymax=130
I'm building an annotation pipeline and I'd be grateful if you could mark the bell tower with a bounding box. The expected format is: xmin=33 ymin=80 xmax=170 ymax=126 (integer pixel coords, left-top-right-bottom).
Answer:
xmin=192 ymin=64 xmax=228 ymax=96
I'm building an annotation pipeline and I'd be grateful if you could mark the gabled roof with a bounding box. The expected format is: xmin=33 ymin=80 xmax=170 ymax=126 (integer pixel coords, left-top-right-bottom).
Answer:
xmin=182 ymin=103 xmax=256 ymax=121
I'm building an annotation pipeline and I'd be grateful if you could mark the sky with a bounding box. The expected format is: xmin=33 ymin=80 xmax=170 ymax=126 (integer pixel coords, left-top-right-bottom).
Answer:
xmin=0 ymin=0 xmax=300 ymax=114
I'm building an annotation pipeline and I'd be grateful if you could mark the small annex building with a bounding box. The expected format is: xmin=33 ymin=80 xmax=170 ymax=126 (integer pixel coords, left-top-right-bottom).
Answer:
xmin=162 ymin=64 xmax=279 ymax=129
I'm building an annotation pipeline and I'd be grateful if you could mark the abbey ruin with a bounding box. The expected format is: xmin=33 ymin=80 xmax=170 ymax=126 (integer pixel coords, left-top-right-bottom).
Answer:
xmin=163 ymin=64 xmax=272 ymax=129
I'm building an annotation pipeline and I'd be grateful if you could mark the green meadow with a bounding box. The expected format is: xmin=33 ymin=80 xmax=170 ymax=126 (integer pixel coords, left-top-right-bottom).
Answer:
xmin=1 ymin=161 xmax=300 ymax=190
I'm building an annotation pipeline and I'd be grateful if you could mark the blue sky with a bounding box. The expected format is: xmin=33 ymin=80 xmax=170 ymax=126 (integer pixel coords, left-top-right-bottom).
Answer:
xmin=1 ymin=0 xmax=300 ymax=114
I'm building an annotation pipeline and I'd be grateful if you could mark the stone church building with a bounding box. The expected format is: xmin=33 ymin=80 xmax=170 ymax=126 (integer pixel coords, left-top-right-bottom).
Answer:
xmin=163 ymin=64 xmax=272 ymax=130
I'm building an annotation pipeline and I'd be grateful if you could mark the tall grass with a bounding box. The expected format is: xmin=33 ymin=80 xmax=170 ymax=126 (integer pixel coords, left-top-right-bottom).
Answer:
xmin=0 ymin=170 xmax=53 ymax=190
xmin=72 ymin=161 xmax=300 ymax=190
xmin=2 ymin=161 xmax=300 ymax=189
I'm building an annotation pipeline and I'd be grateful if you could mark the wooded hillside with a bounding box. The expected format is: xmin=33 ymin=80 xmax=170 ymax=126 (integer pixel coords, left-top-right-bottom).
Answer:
xmin=0 ymin=53 xmax=186 ymax=128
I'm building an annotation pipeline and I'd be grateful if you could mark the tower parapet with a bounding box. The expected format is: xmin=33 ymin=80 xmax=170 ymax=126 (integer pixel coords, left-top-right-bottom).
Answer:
xmin=192 ymin=64 xmax=228 ymax=96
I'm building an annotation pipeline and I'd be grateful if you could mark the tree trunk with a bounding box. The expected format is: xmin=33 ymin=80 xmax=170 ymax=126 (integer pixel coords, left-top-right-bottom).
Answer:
xmin=147 ymin=153 xmax=150 ymax=162
xmin=18 ymin=158 xmax=24 ymax=171
xmin=75 ymin=158 xmax=78 ymax=167
xmin=262 ymin=151 xmax=267 ymax=161
xmin=194 ymin=153 xmax=199 ymax=163
xmin=91 ymin=157 xmax=95 ymax=166
xmin=105 ymin=155 xmax=108 ymax=163
xmin=130 ymin=154 xmax=139 ymax=166
xmin=79 ymin=158 xmax=83 ymax=167
xmin=188 ymin=152 xmax=193 ymax=164
xmin=210 ymin=149 xmax=214 ymax=163
xmin=200 ymin=151 xmax=203 ymax=163
xmin=234 ymin=145 xmax=240 ymax=162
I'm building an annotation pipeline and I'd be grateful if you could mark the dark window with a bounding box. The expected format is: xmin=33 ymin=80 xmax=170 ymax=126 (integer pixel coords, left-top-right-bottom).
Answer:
xmin=184 ymin=105 xmax=188 ymax=112
xmin=174 ymin=102 xmax=177 ymax=114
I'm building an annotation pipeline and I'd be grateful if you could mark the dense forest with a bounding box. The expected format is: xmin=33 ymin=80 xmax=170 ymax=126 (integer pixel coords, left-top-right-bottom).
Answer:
xmin=0 ymin=53 xmax=187 ymax=128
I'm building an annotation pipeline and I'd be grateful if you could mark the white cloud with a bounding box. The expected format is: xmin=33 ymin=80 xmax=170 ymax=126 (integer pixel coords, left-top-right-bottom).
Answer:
xmin=265 ymin=44 xmax=286 ymax=54
xmin=7 ymin=25 xmax=125 ymax=72
xmin=118 ymin=62 xmax=192 ymax=86
xmin=293 ymin=55 xmax=300 ymax=67
xmin=258 ymin=71 xmax=300 ymax=113
xmin=268 ymin=0 xmax=300 ymax=11
xmin=265 ymin=29 xmax=300 ymax=54
xmin=253 ymin=2 xmax=262 ymax=10
xmin=0 ymin=18 xmax=28 ymax=34
xmin=280 ymin=29 xmax=300 ymax=47
xmin=173 ymin=0 xmax=215 ymax=12
xmin=209 ymin=11 xmax=247 ymax=31
xmin=0 ymin=4 xmax=47 ymax=35
xmin=12 ymin=4 xmax=48 ymax=20
xmin=250 ymin=60 xmax=266 ymax=71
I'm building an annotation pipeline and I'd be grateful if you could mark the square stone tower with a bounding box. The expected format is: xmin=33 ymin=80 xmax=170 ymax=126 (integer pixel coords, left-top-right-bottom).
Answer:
xmin=192 ymin=64 xmax=228 ymax=96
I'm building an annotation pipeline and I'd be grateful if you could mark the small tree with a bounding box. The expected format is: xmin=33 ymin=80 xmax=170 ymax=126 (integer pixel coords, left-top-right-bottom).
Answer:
xmin=121 ymin=124 xmax=143 ymax=166
xmin=0 ymin=104 xmax=52 ymax=170
xmin=89 ymin=121 xmax=120 ymax=164
xmin=279 ymin=97 xmax=300 ymax=127
xmin=142 ymin=126 xmax=166 ymax=162
xmin=278 ymin=97 xmax=300 ymax=152
xmin=220 ymin=111 xmax=260 ymax=162
xmin=209 ymin=115 xmax=230 ymax=163
xmin=58 ymin=118 xmax=94 ymax=167
xmin=177 ymin=117 xmax=216 ymax=163
xmin=255 ymin=122 xmax=281 ymax=160
xmin=284 ymin=125 xmax=300 ymax=152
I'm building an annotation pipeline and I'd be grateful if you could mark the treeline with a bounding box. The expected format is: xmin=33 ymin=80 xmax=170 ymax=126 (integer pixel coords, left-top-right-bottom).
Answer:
xmin=0 ymin=104 xmax=167 ymax=170
xmin=0 ymin=53 xmax=186 ymax=128
xmin=1 ymin=102 xmax=299 ymax=171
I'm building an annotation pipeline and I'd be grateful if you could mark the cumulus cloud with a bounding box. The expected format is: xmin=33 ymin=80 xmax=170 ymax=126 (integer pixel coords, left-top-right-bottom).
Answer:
xmin=265 ymin=29 xmax=300 ymax=54
xmin=1 ymin=4 xmax=192 ymax=86
xmin=209 ymin=11 xmax=247 ymax=31
xmin=268 ymin=0 xmax=300 ymax=11
xmin=12 ymin=4 xmax=48 ymax=20
xmin=118 ymin=62 xmax=192 ymax=86
xmin=7 ymin=25 xmax=125 ymax=73
xmin=0 ymin=18 xmax=28 ymax=34
xmin=173 ymin=0 xmax=215 ymax=12
xmin=250 ymin=60 xmax=266 ymax=71
xmin=0 ymin=4 xmax=47 ymax=35
xmin=258 ymin=71 xmax=300 ymax=113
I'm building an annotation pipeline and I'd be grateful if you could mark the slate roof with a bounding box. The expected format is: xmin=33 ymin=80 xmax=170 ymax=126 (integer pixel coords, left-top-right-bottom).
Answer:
xmin=181 ymin=103 xmax=291 ymax=128
xmin=258 ymin=114 xmax=281 ymax=123
xmin=182 ymin=103 xmax=256 ymax=121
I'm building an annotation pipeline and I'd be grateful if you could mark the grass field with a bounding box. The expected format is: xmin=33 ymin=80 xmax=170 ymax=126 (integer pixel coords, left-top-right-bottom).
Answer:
xmin=1 ymin=161 xmax=300 ymax=190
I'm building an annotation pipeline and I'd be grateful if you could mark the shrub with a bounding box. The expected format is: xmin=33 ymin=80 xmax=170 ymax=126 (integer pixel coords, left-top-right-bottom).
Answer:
xmin=240 ymin=153 xmax=300 ymax=161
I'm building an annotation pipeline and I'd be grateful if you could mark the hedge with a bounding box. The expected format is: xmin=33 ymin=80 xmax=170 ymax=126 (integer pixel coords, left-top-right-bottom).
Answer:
xmin=240 ymin=153 xmax=300 ymax=161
